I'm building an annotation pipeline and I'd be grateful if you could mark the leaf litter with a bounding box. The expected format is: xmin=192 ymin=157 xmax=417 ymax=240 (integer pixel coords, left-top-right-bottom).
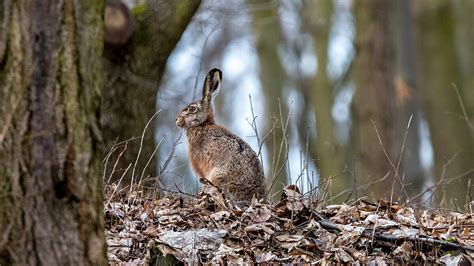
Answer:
xmin=105 ymin=184 xmax=474 ymax=264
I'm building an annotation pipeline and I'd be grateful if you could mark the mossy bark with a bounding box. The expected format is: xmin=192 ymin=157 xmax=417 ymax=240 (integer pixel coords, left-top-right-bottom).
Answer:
xmin=0 ymin=0 xmax=106 ymax=264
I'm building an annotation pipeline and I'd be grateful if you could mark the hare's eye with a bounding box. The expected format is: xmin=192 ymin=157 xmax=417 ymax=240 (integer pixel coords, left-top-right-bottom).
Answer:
xmin=188 ymin=106 xmax=197 ymax=113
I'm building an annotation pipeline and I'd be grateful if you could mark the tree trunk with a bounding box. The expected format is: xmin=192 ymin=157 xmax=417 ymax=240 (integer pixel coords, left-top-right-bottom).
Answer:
xmin=304 ymin=0 xmax=349 ymax=199
xmin=0 ymin=0 xmax=106 ymax=265
xmin=102 ymin=0 xmax=201 ymax=184
xmin=452 ymin=0 xmax=474 ymax=119
xmin=393 ymin=0 xmax=424 ymax=197
xmin=414 ymin=0 xmax=474 ymax=208
xmin=249 ymin=0 xmax=289 ymax=200
xmin=352 ymin=0 xmax=399 ymax=199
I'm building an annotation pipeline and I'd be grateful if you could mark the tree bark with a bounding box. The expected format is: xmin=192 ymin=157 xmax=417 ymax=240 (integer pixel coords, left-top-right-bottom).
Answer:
xmin=0 ymin=0 xmax=106 ymax=265
xmin=352 ymin=0 xmax=399 ymax=199
xmin=102 ymin=0 xmax=201 ymax=184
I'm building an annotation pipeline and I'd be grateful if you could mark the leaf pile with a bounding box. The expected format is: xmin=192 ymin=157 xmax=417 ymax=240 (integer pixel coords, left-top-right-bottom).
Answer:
xmin=105 ymin=185 xmax=474 ymax=264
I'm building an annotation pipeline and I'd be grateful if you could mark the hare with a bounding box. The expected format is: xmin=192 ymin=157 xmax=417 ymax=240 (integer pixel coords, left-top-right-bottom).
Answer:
xmin=176 ymin=68 xmax=265 ymax=202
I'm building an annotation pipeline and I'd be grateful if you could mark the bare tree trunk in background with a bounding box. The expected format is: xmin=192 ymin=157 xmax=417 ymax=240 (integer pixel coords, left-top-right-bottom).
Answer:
xmin=249 ymin=0 xmax=289 ymax=200
xmin=352 ymin=0 xmax=399 ymax=199
xmin=452 ymin=0 xmax=474 ymax=119
xmin=393 ymin=0 xmax=424 ymax=197
xmin=0 ymin=0 xmax=106 ymax=265
xmin=304 ymin=0 xmax=349 ymax=199
xmin=102 ymin=0 xmax=201 ymax=183
xmin=414 ymin=0 xmax=474 ymax=208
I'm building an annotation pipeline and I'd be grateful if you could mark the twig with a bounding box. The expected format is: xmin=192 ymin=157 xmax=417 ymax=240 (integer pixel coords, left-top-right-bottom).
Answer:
xmin=246 ymin=95 xmax=265 ymax=166
xmin=371 ymin=202 xmax=381 ymax=249
xmin=452 ymin=83 xmax=473 ymax=131
xmin=266 ymin=100 xmax=292 ymax=198
xmin=315 ymin=216 xmax=474 ymax=252
xmin=103 ymin=139 xmax=127 ymax=185
xmin=129 ymin=110 xmax=161 ymax=200
xmin=192 ymin=23 xmax=220 ymax=98
xmin=173 ymin=183 xmax=199 ymax=198
xmin=395 ymin=114 xmax=413 ymax=203
xmin=140 ymin=183 xmax=198 ymax=198
xmin=411 ymin=168 xmax=474 ymax=202
xmin=329 ymin=171 xmax=391 ymax=202
xmin=371 ymin=119 xmax=410 ymax=201
xmin=257 ymin=119 xmax=278 ymax=158
xmin=106 ymin=163 xmax=132 ymax=206
xmin=137 ymin=136 xmax=164 ymax=189
xmin=353 ymin=159 xmax=358 ymax=203
xmin=303 ymin=168 xmax=349 ymax=198
xmin=159 ymin=130 xmax=183 ymax=177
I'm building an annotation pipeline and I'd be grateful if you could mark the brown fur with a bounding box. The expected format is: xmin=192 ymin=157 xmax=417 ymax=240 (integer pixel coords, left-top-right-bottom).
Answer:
xmin=176 ymin=69 xmax=265 ymax=201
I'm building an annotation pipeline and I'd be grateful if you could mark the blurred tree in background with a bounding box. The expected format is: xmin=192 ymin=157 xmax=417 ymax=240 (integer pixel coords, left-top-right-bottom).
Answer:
xmin=393 ymin=0 xmax=423 ymax=198
xmin=414 ymin=0 xmax=473 ymax=206
xmin=249 ymin=0 xmax=289 ymax=199
xmin=102 ymin=0 xmax=200 ymax=184
xmin=304 ymin=0 xmax=349 ymax=198
xmin=352 ymin=0 xmax=399 ymax=199
xmin=150 ymin=0 xmax=472 ymax=208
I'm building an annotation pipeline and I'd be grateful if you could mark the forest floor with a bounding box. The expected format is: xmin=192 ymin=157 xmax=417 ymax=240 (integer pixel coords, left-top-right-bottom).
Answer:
xmin=104 ymin=184 xmax=474 ymax=265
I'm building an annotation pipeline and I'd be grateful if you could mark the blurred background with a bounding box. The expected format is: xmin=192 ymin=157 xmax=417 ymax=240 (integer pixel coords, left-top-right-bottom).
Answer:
xmin=102 ymin=0 xmax=473 ymax=209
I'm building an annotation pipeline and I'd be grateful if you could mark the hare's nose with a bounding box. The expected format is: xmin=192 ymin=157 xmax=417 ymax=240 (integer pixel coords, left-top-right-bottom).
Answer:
xmin=176 ymin=116 xmax=184 ymax=127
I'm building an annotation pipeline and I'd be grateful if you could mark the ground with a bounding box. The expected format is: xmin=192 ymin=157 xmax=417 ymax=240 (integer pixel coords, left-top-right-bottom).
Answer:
xmin=105 ymin=184 xmax=474 ymax=264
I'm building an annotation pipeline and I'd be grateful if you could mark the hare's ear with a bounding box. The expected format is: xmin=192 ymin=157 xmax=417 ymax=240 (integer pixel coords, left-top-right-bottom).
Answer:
xmin=202 ymin=68 xmax=222 ymax=106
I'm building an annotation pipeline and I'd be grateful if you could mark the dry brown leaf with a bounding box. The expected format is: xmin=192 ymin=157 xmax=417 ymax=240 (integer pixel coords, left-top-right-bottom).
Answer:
xmin=143 ymin=225 xmax=158 ymax=237
xmin=276 ymin=234 xmax=304 ymax=242
xmin=242 ymin=205 xmax=272 ymax=223
xmin=210 ymin=210 xmax=231 ymax=221
xmin=334 ymin=248 xmax=354 ymax=263
xmin=365 ymin=214 xmax=399 ymax=228
xmin=392 ymin=241 xmax=413 ymax=260
xmin=244 ymin=223 xmax=275 ymax=236
xmin=395 ymin=207 xmax=417 ymax=226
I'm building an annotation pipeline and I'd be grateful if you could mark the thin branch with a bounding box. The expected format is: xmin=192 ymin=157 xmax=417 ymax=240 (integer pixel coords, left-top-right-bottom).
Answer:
xmin=303 ymin=168 xmax=350 ymax=198
xmin=329 ymin=171 xmax=391 ymax=203
xmin=371 ymin=119 xmax=410 ymax=201
xmin=246 ymin=94 xmax=266 ymax=166
xmin=411 ymin=168 xmax=474 ymax=202
xmin=106 ymin=163 xmax=132 ymax=207
xmin=316 ymin=218 xmax=474 ymax=252
xmin=129 ymin=110 xmax=161 ymax=200
xmin=396 ymin=115 xmax=413 ymax=178
xmin=157 ymin=130 xmax=185 ymax=193
xmin=452 ymin=83 xmax=473 ymax=131
xmin=266 ymin=99 xmax=292 ymax=198
xmin=192 ymin=23 xmax=221 ymax=98
xmin=137 ymin=136 xmax=165 ymax=189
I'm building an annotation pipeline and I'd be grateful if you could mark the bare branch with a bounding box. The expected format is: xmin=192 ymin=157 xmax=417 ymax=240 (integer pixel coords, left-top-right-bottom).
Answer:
xmin=452 ymin=83 xmax=474 ymax=131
